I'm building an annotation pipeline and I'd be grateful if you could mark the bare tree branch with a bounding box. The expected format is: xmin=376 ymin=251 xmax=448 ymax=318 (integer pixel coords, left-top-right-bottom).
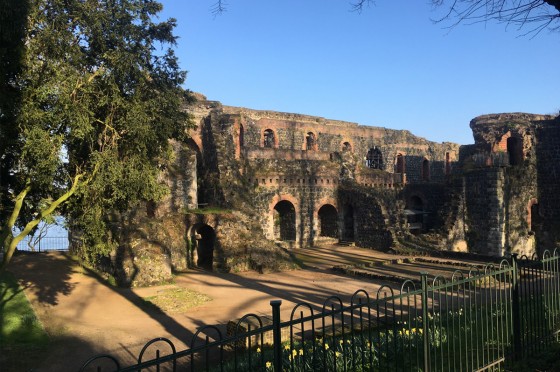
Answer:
xmin=351 ymin=0 xmax=374 ymax=13
xmin=211 ymin=0 xmax=227 ymax=16
xmin=432 ymin=0 xmax=560 ymax=35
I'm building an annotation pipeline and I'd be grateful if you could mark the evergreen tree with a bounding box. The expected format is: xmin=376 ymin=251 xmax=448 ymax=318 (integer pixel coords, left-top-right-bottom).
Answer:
xmin=0 ymin=0 xmax=193 ymax=270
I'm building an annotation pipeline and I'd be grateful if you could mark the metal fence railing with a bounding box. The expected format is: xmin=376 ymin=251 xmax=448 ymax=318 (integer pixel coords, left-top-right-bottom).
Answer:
xmin=15 ymin=236 xmax=69 ymax=252
xmin=80 ymin=250 xmax=560 ymax=371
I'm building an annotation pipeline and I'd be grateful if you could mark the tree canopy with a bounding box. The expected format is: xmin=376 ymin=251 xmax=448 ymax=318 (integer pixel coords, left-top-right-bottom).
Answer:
xmin=0 ymin=0 xmax=193 ymax=269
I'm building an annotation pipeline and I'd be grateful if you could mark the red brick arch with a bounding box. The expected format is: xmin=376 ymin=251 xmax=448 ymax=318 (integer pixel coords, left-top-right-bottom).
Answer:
xmin=261 ymin=128 xmax=279 ymax=148
xmin=340 ymin=139 xmax=353 ymax=152
xmin=302 ymin=129 xmax=318 ymax=151
xmin=268 ymin=194 xmax=300 ymax=242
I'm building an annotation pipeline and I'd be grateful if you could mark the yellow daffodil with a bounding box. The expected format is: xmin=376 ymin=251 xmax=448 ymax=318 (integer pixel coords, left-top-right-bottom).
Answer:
xmin=257 ymin=347 xmax=261 ymax=353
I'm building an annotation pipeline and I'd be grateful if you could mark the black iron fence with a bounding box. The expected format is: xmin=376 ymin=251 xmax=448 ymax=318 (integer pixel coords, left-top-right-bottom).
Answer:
xmin=15 ymin=236 xmax=69 ymax=252
xmin=80 ymin=250 xmax=560 ymax=371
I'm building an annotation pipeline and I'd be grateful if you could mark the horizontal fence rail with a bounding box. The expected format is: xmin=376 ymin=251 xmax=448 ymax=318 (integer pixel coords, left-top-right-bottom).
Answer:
xmin=80 ymin=250 xmax=560 ymax=371
xmin=15 ymin=236 xmax=69 ymax=252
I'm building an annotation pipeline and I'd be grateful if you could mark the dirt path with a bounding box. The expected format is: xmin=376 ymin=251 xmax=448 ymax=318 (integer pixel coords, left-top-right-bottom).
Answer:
xmin=4 ymin=245 xmax=485 ymax=371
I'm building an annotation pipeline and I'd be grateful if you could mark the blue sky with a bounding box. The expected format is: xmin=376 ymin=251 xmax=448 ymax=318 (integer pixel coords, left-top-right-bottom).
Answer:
xmin=158 ymin=1 xmax=559 ymax=144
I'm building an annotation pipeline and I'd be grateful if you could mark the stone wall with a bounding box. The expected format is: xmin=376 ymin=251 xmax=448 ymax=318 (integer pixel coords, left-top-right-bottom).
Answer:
xmin=102 ymin=97 xmax=560 ymax=286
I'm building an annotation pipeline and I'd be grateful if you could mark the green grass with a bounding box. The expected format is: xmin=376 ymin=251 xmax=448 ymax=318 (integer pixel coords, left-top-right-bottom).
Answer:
xmin=0 ymin=271 xmax=49 ymax=346
xmin=139 ymin=287 xmax=212 ymax=313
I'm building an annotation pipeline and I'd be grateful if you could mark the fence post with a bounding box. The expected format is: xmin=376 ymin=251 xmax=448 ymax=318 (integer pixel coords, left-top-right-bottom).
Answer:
xmin=511 ymin=253 xmax=522 ymax=360
xmin=271 ymin=300 xmax=282 ymax=372
xmin=421 ymin=272 xmax=430 ymax=372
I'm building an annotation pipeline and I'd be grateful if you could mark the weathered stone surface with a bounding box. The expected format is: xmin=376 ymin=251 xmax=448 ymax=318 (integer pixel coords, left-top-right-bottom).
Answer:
xmin=93 ymin=100 xmax=560 ymax=286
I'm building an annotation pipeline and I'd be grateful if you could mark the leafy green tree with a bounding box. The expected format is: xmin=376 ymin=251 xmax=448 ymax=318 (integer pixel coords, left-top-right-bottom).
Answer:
xmin=0 ymin=0 xmax=193 ymax=270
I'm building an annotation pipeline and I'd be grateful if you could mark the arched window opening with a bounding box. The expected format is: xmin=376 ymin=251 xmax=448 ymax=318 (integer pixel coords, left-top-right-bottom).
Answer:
xmin=507 ymin=137 xmax=523 ymax=166
xmin=445 ymin=152 xmax=451 ymax=175
xmin=306 ymin=132 xmax=317 ymax=151
xmin=366 ymin=147 xmax=383 ymax=169
xmin=342 ymin=204 xmax=355 ymax=241
xmin=263 ymin=129 xmax=275 ymax=148
xmin=318 ymin=204 xmax=338 ymax=238
xmin=273 ymin=201 xmax=296 ymax=241
xmin=422 ymin=158 xmax=430 ymax=181
xmin=191 ymin=224 xmax=215 ymax=270
xmin=395 ymin=154 xmax=405 ymax=174
xmin=342 ymin=142 xmax=352 ymax=152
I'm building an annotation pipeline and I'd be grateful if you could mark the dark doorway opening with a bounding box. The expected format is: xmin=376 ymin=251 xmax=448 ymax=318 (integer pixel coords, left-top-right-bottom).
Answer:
xmin=273 ymin=201 xmax=296 ymax=241
xmin=342 ymin=204 xmax=355 ymax=241
xmin=507 ymin=137 xmax=523 ymax=166
xmin=318 ymin=204 xmax=338 ymax=238
xmin=191 ymin=224 xmax=215 ymax=270
xmin=406 ymin=196 xmax=425 ymax=235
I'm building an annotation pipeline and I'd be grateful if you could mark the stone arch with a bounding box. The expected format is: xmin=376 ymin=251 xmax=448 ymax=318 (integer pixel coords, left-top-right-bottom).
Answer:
xmin=341 ymin=141 xmax=353 ymax=152
xmin=422 ymin=158 xmax=430 ymax=181
xmin=268 ymin=194 xmax=300 ymax=242
xmin=366 ymin=147 xmax=383 ymax=169
xmin=395 ymin=153 xmax=405 ymax=174
xmin=262 ymin=128 xmax=278 ymax=148
xmin=188 ymin=223 xmax=216 ymax=270
xmin=496 ymin=131 xmax=523 ymax=166
xmin=303 ymin=131 xmax=318 ymax=151
xmin=273 ymin=201 xmax=297 ymax=241
xmin=317 ymin=204 xmax=338 ymax=238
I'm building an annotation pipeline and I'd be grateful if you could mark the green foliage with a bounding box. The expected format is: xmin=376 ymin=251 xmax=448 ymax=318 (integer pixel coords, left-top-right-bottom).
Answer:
xmin=1 ymin=0 xmax=194 ymax=268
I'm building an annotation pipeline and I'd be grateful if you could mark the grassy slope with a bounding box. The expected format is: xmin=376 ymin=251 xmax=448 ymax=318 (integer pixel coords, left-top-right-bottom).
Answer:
xmin=0 ymin=271 xmax=49 ymax=346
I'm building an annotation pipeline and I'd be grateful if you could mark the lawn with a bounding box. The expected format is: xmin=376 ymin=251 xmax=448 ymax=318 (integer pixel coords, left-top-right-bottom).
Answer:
xmin=0 ymin=270 xmax=50 ymax=371
xmin=0 ymin=270 xmax=49 ymax=346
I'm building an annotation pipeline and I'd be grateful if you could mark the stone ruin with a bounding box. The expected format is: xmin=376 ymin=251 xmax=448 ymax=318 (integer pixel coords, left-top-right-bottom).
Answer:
xmin=103 ymin=93 xmax=560 ymax=286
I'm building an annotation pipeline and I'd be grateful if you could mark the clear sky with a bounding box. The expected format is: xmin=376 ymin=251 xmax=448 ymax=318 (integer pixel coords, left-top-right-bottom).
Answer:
xmin=158 ymin=1 xmax=559 ymax=145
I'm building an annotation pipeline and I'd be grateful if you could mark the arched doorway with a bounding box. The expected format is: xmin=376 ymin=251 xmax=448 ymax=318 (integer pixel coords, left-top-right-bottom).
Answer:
xmin=342 ymin=204 xmax=355 ymax=241
xmin=273 ymin=200 xmax=296 ymax=241
xmin=190 ymin=224 xmax=215 ymax=270
xmin=422 ymin=158 xmax=430 ymax=181
xmin=318 ymin=204 xmax=338 ymax=238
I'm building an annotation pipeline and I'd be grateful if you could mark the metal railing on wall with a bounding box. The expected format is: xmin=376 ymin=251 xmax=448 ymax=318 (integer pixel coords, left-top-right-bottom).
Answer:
xmin=80 ymin=250 xmax=560 ymax=372
xmin=15 ymin=236 xmax=69 ymax=252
